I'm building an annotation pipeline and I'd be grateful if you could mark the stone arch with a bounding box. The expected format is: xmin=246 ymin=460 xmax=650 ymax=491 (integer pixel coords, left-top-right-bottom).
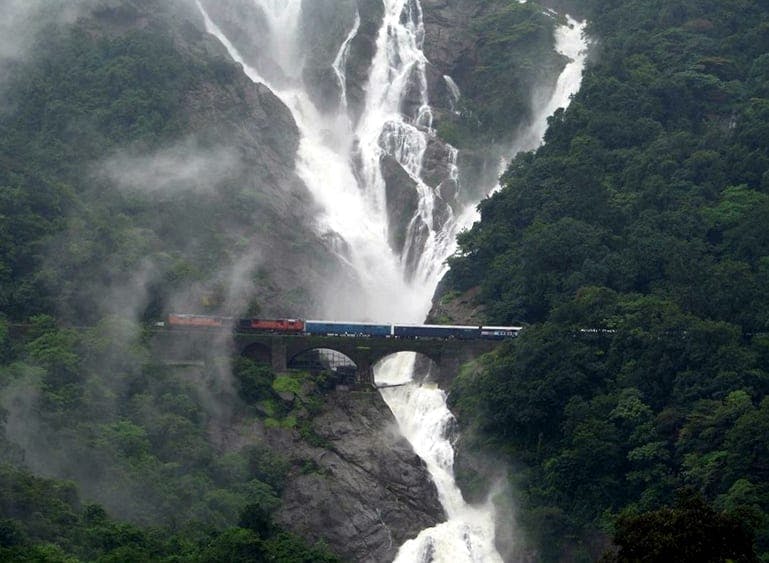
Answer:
xmin=241 ymin=342 xmax=272 ymax=365
xmin=288 ymin=347 xmax=357 ymax=372
xmin=288 ymin=347 xmax=359 ymax=386
xmin=372 ymin=351 xmax=440 ymax=387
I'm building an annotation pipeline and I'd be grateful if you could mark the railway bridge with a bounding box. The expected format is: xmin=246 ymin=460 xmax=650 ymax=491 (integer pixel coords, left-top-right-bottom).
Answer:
xmin=151 ymin=330 xmax=503 ymax=386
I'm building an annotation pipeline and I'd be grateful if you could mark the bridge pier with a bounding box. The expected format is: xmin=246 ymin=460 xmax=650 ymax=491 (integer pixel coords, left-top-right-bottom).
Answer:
xmin=270 ymin=339 xmax=287 ymax=372
xmin=355 ymin=358 xmax=373 ymax=386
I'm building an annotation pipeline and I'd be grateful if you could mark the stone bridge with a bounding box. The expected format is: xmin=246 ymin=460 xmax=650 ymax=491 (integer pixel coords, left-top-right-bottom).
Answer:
xmin=151 ymin=330 xmax=503 ymax=386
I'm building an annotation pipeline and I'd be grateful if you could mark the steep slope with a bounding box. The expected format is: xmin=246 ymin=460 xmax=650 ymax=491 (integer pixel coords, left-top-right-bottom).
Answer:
xmin=444 ymin=0 xmax=769 ymax=560
xmin=0 ymin=2 xmax=447 ymax=559
xmin=0 ymin=0 xmax=337 ymax=323
xmin=0 ymin=0 xmax=596 ymax=560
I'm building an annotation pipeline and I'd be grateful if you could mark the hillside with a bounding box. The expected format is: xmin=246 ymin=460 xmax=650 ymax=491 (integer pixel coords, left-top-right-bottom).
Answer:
xmin=0 ymin=0 xmax=578 ymax=560
xmin=444 ymin=0 xmax=769 ymax=560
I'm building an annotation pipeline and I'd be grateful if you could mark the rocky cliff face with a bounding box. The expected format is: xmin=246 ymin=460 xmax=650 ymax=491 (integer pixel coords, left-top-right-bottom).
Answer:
xmin=419 ymin=0 xmax=568 ymax=202
xmin=75 ymin=0 xmax=342 ymax=319
xmin=268 ymin=388 xmax=443 ymax=562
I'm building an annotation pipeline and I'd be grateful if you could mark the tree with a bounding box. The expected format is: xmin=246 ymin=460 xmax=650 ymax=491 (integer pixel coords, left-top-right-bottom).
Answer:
xmin=605 ymin=490 xmax=757 ymax=562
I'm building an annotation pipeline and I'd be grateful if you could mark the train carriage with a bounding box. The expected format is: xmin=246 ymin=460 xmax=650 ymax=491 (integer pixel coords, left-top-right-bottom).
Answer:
xmin=305 ymin=321 xmax=392 ymax=337
xmin=238 ymin=318 xmax=305 ymax=333
xmin=167 ymin=314 xmax=232 ymax=329
xmin=393 ymin=324 xmax=481 ymax=339
xmin=165 ymin=314 xmax=523 ymax=341
xmin=480 ymin=326 xmax=523 ymax=339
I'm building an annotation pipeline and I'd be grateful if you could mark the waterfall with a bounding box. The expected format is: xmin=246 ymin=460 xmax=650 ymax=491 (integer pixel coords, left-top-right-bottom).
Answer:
xmin=496 ymin=16 xmax=589 ymax=185
xmin=376 ymin=16 xmax=588 ymax=559
xmin=443 ymin=76 xmax=462 ymax=114
xmin=377 ymin=355 xmax=504 ymax=562
xmin=196 ymin=1 xmax=587 ymax=560
xmin=332 ymin=8 xmax=360 ymax=112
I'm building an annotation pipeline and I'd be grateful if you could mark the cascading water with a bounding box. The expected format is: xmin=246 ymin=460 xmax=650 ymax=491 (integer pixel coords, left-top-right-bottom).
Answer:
xmin=511 ymin=16 xmax=588 ymax=158
xmin=196 ymin=1 xmax=587 ymax=560
xmin=376 ymin=354 xmax=504 ymax=562
xmin=332 ymin=8 xmax=360 ymax=114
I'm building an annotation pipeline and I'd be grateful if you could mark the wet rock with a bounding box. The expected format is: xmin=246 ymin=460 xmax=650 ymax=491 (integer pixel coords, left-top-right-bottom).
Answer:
xmin=421 ymin=136 xmax=454 ymax=189
xmin=277 ymin=391 xmax=296 ymax=404
xmin=302 ymin=65 xmax=343 ymax=114
xmin=457 ymin=146 xmax=509 ymax=204
xmin=271 ymin=389 xmax=444 ymax=562
xmin=381 ymin=155 xmax=419 ymax=256
xmin=345 ymin=0 xmax=385 ymax=123
xmin=300 ymin=0 xmax=358 ymax=113
xmin=399 ymin=66 xmax=427 ymax=122
xmin=427 ymin=284 xmax=487 ymax=325
xmin=198 ymin=0 xmax=286 ymax=84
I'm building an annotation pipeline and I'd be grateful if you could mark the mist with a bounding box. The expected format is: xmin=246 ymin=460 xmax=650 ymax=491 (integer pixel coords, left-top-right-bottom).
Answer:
xmin=0 ymin=0 xmax=91 ymax=61
xmin=96 ymin=139 xmax=243 ymax=196
xmin=0 ymin=0 xmax=588 ymax=555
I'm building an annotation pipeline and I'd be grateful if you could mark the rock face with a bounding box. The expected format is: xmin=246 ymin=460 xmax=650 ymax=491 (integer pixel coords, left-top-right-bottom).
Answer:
xmin=427 ymin=285 xmax=487 ymax=326
xmin=269 ymin=388 xmax=444 ymax=562
xmin=299 ymin=0 xmax=359 ymax=113
xmin=143 ymin=1 xmax=345 ymax=318
xmin=345 ymin=0 xmax=385 ymax=123
xmin=381 ymin=155 xmax=420 ymax=255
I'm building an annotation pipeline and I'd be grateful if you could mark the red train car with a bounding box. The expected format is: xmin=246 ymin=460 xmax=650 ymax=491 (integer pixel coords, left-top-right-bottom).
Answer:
xmin=167 ymin=314 xmax=232 ymax=329
xmin=238 ymin=318 xmax=305 ymax=333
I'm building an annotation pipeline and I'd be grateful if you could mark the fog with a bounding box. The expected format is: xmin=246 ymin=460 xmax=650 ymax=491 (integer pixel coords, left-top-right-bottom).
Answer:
xmin=0 ymin=0 xmax=91 ymax=61
xmin=96 ymin=139 xmax=243 ymax=196
xmin=0 ymin=0 xmax=587 ymax=553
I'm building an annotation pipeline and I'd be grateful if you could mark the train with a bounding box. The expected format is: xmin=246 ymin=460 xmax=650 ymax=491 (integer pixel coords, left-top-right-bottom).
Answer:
xmin=163 ymin=314 xmax=522 ymax=340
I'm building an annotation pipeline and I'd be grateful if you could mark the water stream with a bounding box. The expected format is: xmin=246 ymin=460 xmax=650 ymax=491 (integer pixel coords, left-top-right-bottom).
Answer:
xmin=196 ymin=1 xmax=587 ymax=560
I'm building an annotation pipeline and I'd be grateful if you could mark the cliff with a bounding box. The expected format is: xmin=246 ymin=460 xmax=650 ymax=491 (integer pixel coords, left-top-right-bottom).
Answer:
xmin=267 ymin=387 xmax=443 ymax=562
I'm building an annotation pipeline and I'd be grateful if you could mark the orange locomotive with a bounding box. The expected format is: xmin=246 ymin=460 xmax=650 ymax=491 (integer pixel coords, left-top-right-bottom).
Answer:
xmin=238 ymin=318 xmax=305 ymax=332
xmin=167 ymin=314 xmax=233 ymax=328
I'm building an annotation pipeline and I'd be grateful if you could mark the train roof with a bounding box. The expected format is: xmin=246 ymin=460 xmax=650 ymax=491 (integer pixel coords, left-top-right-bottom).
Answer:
xmin=394 ymin=323 xmax=480 ymax=329
xmin=305 ymin=320 xmax=392 ymax=327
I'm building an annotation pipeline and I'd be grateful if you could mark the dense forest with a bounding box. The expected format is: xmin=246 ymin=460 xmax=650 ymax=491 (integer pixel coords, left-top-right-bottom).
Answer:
xmin=0 ymin=313 xmax=340 ymax=560
xmin=0 ymin=2 xmax=341 ymax=560
xmin=446 ymin=0 xmax=769 ymax=560
xmin=3 ymin=0 xmax=769 ymax=560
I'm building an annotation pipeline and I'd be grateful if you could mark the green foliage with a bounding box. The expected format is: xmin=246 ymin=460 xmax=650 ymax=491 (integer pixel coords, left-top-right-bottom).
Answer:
xmin=272 ymin=373 xmax=304 ymax=395
xmin=0 ymin=3 xmax=342 ymax=561
xmin=0 ymin=5 xmax=290 ymax=324
xmin=0 ymin=317 xmax=328 ymax=557
xmin=233 ymin=357 xmax=275 ymax=403
xmin=446 ymin=0 xmax=769 ymax=559
xmin=442 ymin=2 xmax=566 ymax=147
xmin=604 ymin=490 xmax=757 ymax=562
xmin=0 ymin=464 xmax=336 ymax=562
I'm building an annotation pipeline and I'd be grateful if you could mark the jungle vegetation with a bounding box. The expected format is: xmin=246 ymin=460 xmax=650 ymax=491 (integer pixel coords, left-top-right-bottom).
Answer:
xmin=446 ymin=0 xmax=769 ymax=560
xmin=0 ymin=4 xmax=337 ymax=559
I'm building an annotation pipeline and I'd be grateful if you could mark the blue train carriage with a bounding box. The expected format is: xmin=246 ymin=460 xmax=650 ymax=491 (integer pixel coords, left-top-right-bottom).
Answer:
xmin=480 ymin=326 xmax=523 ymax=339
xmin=393 ymin=324 xmax=481 ymax=339
xmin=304 ymin=320 xmax=392 ymax=337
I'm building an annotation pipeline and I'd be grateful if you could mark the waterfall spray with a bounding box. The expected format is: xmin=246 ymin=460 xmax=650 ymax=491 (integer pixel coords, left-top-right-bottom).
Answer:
xmin=197 ymin=1 xmax=587 ymax=560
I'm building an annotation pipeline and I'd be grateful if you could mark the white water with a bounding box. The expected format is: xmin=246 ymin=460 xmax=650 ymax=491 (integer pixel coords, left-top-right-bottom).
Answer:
xmin=196 ymin=1 xmax=587 ymax=560
xmin=375 ymin=14 xmax=588 ymax=563
xmin=514 ymin=16 xmax=588 ymax=156
xmin=377 ymin=355 xmax=504 ymax=563
xmin=488 ymin=16 xmax=589 ymax=199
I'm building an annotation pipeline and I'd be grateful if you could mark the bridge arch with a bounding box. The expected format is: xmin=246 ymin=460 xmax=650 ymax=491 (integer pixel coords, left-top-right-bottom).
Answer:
xmin=288 ymin=347 xmax=357 ymax=372
xmin=230 ymin=333 xmax=500 ymax=387
xmin=242 ymin=342 xmax=272 ymax=365
xmin=372 ymin=351 xmax=439 ymax=386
